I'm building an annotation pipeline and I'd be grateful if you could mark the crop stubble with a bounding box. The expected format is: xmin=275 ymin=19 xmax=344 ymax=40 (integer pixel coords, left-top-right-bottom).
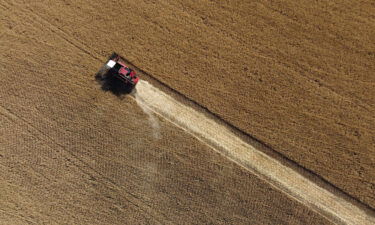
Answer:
xmin=0 ymin=2 xmax=335 ymax=224
xmin=7 ymin=0 xmax=375 ymax=208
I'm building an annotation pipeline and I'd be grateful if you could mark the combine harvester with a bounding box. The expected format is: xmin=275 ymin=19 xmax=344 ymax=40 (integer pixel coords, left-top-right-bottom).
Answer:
xmin=97 ymin=53 xmax=139 ymax=93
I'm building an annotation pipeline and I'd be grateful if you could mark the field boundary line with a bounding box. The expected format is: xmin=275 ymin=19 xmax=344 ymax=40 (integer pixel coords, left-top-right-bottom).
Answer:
xmin=134 ymin=80 xmax=375 ymax=225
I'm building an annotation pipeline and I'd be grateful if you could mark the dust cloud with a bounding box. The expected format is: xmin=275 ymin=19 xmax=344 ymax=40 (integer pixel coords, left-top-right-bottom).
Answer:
xmin=132 ymin=80 xmax=375 ymax=225
xmin=133 ymin=90 xmax=161 ymax=140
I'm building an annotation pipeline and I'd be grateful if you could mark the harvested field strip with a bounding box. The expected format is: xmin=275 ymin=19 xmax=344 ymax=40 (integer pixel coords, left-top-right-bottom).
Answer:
xmin=5 ymin=0 xmax=375 ymax=209
xmin=133 ymin=80 xmax=375 ymax=225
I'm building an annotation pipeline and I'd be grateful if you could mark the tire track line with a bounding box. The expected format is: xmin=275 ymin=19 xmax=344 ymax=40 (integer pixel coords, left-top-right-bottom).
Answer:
xmin=0 ymin=9 xmax=167 ymax=223
xmin=134 ymin=80 xmax=375 ymax=225
xmin=0 ymin=105 xmax=166 ymax=225
xmin=12 ymin=4 xmax=102 ymax=62
xmin=8 ymin=3 xmax=375 ymax=223
xmin=0 ymin=208 xmax=37 ymax=225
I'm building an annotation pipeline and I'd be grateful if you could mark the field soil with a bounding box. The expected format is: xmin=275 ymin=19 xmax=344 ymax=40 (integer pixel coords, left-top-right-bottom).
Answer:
xmin=0 ymin=0 xmax=374 ymax=224
xmin=0 ymin=1 xmax=336 ymax=224
xmin=4 ymin=0 xmax=373 ymax=209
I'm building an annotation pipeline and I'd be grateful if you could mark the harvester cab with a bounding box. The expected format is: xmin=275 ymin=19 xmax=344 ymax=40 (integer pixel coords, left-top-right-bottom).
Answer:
xmin=96 ymin=53 xmax=139 ymax=94
xmin=105 ymin=54 xmax=139 ymax=87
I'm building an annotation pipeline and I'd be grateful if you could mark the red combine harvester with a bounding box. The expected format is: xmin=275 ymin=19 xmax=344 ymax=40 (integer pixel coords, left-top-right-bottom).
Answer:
xmin=98 ymin=53 xmax=139 ymax=91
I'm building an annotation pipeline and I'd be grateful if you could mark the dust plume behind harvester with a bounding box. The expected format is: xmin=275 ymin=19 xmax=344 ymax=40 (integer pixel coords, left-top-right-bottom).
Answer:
xmin=96 ymin=53 xmax=139 ymax=95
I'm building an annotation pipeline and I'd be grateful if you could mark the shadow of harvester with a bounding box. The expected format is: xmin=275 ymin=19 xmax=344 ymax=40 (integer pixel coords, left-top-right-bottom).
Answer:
xmin=95 ymin=68 xmax=135 ymax=96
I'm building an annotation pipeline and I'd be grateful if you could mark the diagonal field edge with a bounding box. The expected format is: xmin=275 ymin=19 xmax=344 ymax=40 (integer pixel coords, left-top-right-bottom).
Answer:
xmin=122 ymin=56 xmax=375 ymax=213
xmin=134 ymin=80 xmax=375 ymax=225
xmin=6 ymin=4 xmax=373 ymax=222
xmin=13 ymin=1 xmax=374 ymax=213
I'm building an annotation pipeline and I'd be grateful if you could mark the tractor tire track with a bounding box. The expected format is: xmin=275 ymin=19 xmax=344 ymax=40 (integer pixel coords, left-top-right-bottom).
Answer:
xmin=3 ymin=2 xmax=374 ymax=223
xmin=133 ymin=80 xmax=375 ymax=225
xmin=0 ymin=105 xmax=166 ymax=225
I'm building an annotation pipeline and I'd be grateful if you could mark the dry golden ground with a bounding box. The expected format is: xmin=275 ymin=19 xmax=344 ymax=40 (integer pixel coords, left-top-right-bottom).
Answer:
xmin=0 ymin=1 xmax=336 ymax=224
xmin=10 ymin=0 xmax=375 ymax=208
xmin=8 ymin=0 xmax=374 ymax=208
